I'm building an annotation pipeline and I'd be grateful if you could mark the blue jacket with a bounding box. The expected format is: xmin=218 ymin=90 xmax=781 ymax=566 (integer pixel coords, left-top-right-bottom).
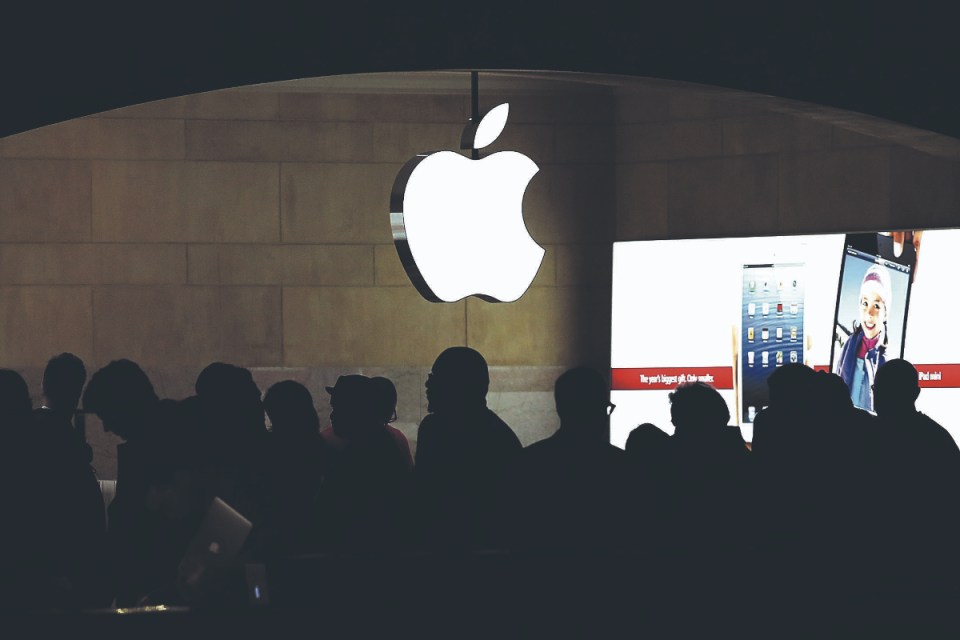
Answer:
xmin=835 ymin=328 xmax=886 ymax=412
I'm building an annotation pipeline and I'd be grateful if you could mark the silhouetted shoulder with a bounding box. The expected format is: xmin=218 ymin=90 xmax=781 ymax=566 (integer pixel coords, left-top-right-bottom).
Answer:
xmin=916 ymin=413 xmax=960 ymax=449
xmin=483 ymin=408 xmax=522 ymax=447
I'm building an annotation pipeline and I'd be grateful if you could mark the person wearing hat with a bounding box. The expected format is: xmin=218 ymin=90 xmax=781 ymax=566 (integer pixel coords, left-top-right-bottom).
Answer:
xmin=834 ymin=264 xmax=892 ymax=412
xmin=316 ymin=374 xmax=412 ymax=549
xmin=320 ymin=376 xmax=413 ymax=470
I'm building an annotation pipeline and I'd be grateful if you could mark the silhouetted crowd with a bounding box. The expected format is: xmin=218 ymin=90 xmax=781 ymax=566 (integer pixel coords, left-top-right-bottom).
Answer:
xmin=1 ymin=347 xmax=959 ymax=627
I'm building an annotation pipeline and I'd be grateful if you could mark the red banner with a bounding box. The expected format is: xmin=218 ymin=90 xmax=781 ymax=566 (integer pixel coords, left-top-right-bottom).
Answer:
xmin=915 ymin=364 xmax=960 ymax=388
xmin=611 ymin=367 xmax=734 ymax=390
xmin=613 ymin=364 xmax=960 ymax=390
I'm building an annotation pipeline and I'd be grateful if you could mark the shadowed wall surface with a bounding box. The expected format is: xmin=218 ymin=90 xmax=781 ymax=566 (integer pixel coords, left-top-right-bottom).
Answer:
xmin=1 ymin=71 xmax=957 ymax=477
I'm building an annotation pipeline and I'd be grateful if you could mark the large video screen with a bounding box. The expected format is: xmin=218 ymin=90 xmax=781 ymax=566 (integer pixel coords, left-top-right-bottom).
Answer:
xmin=611 ymin=229 xmax=960 ymax=447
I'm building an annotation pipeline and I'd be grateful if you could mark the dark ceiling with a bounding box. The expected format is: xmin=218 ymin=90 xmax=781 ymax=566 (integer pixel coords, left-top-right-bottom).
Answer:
xmin=1 ymin=3 xmax=956 ymax=139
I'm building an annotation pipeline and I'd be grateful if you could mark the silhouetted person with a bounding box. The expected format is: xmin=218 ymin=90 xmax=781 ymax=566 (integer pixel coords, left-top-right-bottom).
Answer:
xmin=660 ymin=382 xmax=752 ymax=554
xmin=624 ymin=422 xmax=670 ymax=526
xmin=625 ymin=422 xmax=669 ymax=461
xmin=0 ymin=369 xmax=38 ymax=609
xmin=83 ymin=360 xmax=203 ymax=607
xmin=261 ymin=380 xmax=330 ymax=555
xmin=192 ymin=362 xmax=269 ymax=528
xmin=29 ymin=353 xmax=109 ymax=608
xmin=414 ymin=347 xmax=522 ymax=549
xmin=871 ymin=359 xmax=960 ymax=592
xmin=507 ymin=367 xmax=631 ymax=551
xmin=316 ymin=375 xmax=411 ymax=549
xmin=321 ymin=375 xmax=414 ymax=471
xmin=750 ymin=362 xmax=816 ymax=458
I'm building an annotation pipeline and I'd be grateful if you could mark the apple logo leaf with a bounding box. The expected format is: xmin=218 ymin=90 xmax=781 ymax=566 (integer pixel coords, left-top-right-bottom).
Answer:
xmin=459 ymin=103 xmax=510 ymax=151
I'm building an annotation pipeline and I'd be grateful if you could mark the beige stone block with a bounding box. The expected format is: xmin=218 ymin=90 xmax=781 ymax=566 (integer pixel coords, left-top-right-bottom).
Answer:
xmin=97 ymin=97 xmax=189 ymax=120
xmin=555 ymin=125 xmax=615 ymax=163
xmin=0 ymin=118 xmax=184 ymax=160
xmin=0 ymin=159 xmax=92 ymax=242
xmin=722 ymin=115 xmax=832 ymax=155
xmin=94 ymin=244 xmax=187 ymax=284
xmin=278 ymin=93 xmax=469 ymax=123
xmin=615 ymin=91 xmax=672 ymax=123
xmin=371 ymin=122 xmax=475 ymax=163
xmin=615 ymin=162 xmax=669 ymax=240
xmin=831 ymin=127 xmax=888 ymax=149
xmin=616 ymin=121 xmax=722 ymax=162
xmin=103 ymin=90 xmax=280 ymax=121
xmin=374 ymin=244 xmax=413 ymax=286
xmin=185 ymin=244 xmax=374 ymax=285
xmin=281 ymin=245 xmax=374 ymax=285
xmin=524 ymin=163 xmax=615 ymax=244
xmin=904 ymin=135 xmax=960 ymax=160
xmin=0 ymin=286 xmax=94 ymax=367
xmin=180 ymin=89 xmax=279 ymax=120
xmin=890 ymin=149 xmax=960 ymax=230
xmin=482 ymin=93 xmax=614 ymax=124
xmin=148 ymin=365 xmax=208 ymax=401
xmin=93 ymin=286 xmax=282 ymax=367
xmin=481 ymin=124 xmax=555 ymax=164
xmin=555 ymin=244 xmax=613 ymax=285
xmin=467 ymin=286 xmax=611 ymax=368
xmin=0 ymin=245 xmax=94 ymax=285
xmin=668 ymin=91 xmax=762 ymax=120
xmin=282 ymin=286 xmax=466 ymax=366
xmin=281 ymin=163 xmax=395 ymax=243
xmin=0 ymin=244 xmax=186 ymax=284
xmin=487 ymin=365 xmax=567 ymax=392
xmin=217 ymin=287 xmax=284 ymax=366
xmin=668 ymin=155 xmax=780 ymax=238
xmin=185 ymin=120 xmax=374 ymax=162
xmin=92 ymin=161 xmax=280 ymax=242
xmin=187 ymin=245 xmax=221 ymax=284
xmin=779 ymin=148 xmax=892 ymax=234
xmin=194 ymin=245 xmax=285 ymax=285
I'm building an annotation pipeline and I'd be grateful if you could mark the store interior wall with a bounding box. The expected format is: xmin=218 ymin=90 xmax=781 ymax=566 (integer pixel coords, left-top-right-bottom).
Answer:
xmin=0 ymin=72 xmax=957 ymax=477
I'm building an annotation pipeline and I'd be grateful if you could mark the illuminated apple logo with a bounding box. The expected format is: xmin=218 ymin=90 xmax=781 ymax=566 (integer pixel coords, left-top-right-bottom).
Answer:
xmin=390 ymin=103 xmax=543 ymax=302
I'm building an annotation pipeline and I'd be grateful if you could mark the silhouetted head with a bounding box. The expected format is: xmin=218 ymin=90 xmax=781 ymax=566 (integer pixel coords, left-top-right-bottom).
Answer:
xmin=554 ymin=366 xmax=611 ymax=438
xmin=370 ymin=376 xmax=398 ymax=424
xmin=625 ymin=422 xmax=669 ymax=460
xmin=196 ymin=362 xmax=260 ymax=404
xmin=327 ymin=374 xmax=378 ymax=440
xmin=0 ymin=369 xmax=32 ymax=426
xmin=195 ymin=362 xmax=265 ymax=437
xmin=426 ymin=347 xmax=489 ymax=414
xmin=42 ymin=352 xmax=86 ymax=413
xmin=766 ymin=363 xmax=816 ymax=411
xmin=263 ymin=380 xmax=320 ymax=439
xmin=82 ymin=359 xmax=158 ymax=440
xmin=814 ymin=371 xmax=855 ymax=415
xmin=669 ymin=381 xmax=730 ymax=437
xmin=873 ymin=359 xmax=920 ymax=418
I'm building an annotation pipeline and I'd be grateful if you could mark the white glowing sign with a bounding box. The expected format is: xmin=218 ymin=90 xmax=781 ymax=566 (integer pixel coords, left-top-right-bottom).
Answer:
xmin=390 ymin=103 xmax=544 ymax=303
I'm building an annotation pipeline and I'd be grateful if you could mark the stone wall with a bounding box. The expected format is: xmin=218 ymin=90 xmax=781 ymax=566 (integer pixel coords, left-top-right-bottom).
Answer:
xmin=1 ymin=72 xmax=957 ymax=478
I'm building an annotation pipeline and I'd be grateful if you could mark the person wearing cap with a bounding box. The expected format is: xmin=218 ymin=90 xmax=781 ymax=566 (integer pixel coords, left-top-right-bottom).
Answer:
xmin=834 ymin=264 xmax=892 ymax=412
xmin=320 ymin=376 xmax=413 ymax=471
xmin=868 ymin=359 xmax=960 ymax=592
xmin=316 ymin=374 xmax=412 ymax=549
